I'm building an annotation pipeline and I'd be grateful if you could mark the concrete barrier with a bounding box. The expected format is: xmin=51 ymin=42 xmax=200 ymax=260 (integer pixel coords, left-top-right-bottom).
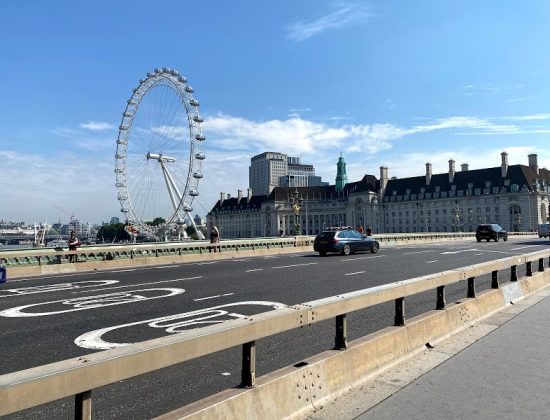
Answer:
xmin=157 ymin=269 xmax=550 ymax=420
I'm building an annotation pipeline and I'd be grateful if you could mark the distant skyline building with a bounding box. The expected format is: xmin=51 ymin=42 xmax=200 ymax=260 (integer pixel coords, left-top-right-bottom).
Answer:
xmin=249 ymin=151 xmax=325 ymax=195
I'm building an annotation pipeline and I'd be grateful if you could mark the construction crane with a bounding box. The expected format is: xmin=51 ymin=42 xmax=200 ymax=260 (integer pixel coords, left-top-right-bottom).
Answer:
xmin=52 ymin=204 xmax=75 ymax=223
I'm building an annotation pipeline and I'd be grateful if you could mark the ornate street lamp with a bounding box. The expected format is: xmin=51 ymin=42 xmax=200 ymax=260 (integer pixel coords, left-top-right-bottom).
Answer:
xmin=289 ymin=189 xmax=304 ymax=235
xmin=452 ymin=205 xmax=461 ymax=232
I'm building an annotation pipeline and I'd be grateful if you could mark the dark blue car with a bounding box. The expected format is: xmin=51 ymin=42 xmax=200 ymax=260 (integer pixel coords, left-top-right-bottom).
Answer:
xmin=313 ymin=228 xmax=380 ymax=256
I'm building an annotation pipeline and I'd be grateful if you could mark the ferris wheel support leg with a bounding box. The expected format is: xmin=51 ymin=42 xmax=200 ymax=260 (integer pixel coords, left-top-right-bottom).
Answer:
xmin=186 ymin=212 xmax=205 ymax=240
xmin=160 ymin=161 xmax=183 ymax=217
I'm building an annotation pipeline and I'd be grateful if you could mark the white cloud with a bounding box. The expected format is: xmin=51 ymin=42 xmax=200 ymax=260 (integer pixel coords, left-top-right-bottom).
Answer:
xmin=461 ymin=83 xmax=523 ymax=96
xmin=286 ymin=3 xmax=372 ymax=42
xmin=79 ymin=121 xmax=116 ymax=131
xmin=506 ymin=97 xmax=534 ymax=103
xmin=4 ymin=111 xmax=550 ymax=223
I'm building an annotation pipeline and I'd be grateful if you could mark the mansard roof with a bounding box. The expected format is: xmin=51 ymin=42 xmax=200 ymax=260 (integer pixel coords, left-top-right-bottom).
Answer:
xmin=384 ymin=165 xmax=550 ymax=197
xmin=268 ymin=174 xmax=379 ymax=201
xmin=209 ymin=194 xmax=268 ymax=212
xmin=208 ymin=174 xmax=379 ymax=213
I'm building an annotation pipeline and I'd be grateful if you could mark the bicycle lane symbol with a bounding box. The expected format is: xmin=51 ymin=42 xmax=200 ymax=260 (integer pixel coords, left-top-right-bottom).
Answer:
xmin=75 ymin=300 xmax=286 ymax=350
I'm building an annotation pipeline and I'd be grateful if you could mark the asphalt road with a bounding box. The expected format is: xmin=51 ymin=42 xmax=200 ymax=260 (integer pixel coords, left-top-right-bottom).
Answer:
xmin=1 ymin=237 xmax=546 ymax=419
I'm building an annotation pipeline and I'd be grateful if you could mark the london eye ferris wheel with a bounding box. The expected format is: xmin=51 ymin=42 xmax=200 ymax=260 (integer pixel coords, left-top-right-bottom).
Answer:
xmin=114 ymin=67 xmax=206 ymax=240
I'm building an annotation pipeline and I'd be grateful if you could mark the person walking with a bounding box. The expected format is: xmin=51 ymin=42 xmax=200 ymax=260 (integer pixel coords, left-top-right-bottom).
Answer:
xmin=0 ymin=261 xmax=6 ymax=284
xmin=366 ymin=226 xmax=373 ymax=236
xmin=68 ymin=231 xmax=80 ymax=262
xmin=210 ymin=226 xmax=220 ymax=252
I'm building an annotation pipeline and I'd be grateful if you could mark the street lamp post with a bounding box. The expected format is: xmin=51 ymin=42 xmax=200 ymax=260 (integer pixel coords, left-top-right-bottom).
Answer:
xmin=289 ymin=189 xmax=304 ymax=235
xmin=452 ymin=203 xmax=461 ymax=232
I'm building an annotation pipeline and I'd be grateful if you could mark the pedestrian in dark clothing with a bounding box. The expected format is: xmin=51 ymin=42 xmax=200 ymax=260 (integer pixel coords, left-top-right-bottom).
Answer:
xmin=0 ymin=261 xmax=6 ymax=284
xmin=68 ymin=231 xmax=80 ymax=262
xmin=366 ymin=226 xmax=373 ymax=236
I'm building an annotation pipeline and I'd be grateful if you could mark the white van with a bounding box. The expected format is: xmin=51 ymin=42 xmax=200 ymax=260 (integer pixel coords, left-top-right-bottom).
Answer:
xmin=538 ymin=223 xmax=550 ymax=238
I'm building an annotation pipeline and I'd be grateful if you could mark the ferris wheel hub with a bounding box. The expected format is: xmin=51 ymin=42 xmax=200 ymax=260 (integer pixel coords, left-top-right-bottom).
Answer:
xmin=146 ymin=152 xmax=176 ymax=162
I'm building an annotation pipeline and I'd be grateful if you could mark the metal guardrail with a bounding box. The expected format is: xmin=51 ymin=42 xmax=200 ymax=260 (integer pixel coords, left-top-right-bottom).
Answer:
xmin=1 ymin=245 xmax=548 ymax=418
xmin=0 ymin=232 xmax=536 ymax=267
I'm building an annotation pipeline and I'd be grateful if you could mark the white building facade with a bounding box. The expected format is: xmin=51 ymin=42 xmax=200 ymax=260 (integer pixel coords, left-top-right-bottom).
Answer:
xmin=208 ymin=153 xmax=550 ymax=238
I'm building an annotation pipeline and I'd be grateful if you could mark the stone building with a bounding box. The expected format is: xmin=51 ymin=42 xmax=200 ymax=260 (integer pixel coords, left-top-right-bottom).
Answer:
xmin=207 ymin=153 xmax=550 ymax=238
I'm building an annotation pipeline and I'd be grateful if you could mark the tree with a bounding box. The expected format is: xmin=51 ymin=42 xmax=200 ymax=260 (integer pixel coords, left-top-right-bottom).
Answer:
xmin=146 ymin=217 xmax=166 ymax=226
xmin=96 ymin=223 xmax=130 ymax=242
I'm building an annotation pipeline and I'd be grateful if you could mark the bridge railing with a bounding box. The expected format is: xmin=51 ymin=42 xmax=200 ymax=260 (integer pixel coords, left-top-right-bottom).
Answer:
xmin=0 ymin=232 xmax=536 ymax=268
xmin=1 ymin=246 xmax=548 ymax=418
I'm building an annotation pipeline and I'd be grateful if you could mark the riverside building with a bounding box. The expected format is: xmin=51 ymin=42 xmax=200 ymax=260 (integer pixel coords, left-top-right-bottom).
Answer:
xmin=207 ymin=152 xmax=550 ymax=238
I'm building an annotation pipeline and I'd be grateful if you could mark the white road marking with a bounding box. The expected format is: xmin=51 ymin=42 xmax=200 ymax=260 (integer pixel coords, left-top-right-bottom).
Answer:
xmin=403 ymin=250 xmax=433 ymax=255
xmin=74 ymin=301 xmax=286 ymax=350
xmin=510 ymin=245 xmax=540 ymax=251
xmin=195 ymin=261 xmax=219 ymax=265
xmin=79 ymin=277 xmax=202 ymax=293
xmin=0 ymin=280 xmax=119 ymax=298
xmin=0 ymin=288 xmax=185 ymax=317
xmin=474 ymin=253 xmax=483 ymax=256
xmin=246 ymin=268 xmax=264 ymax=272
xmin=221 ymin=372 xmax=231 ymax=376
xmin=272 ymin=263 xmax=317 ymax=269
xmin=345 ymin=255 xmax=387 ymax=261
xmin=232 ymin=259 xmax=251 ymax=262
xmin=426 ymin=260 xmax=439 ymax=264
xmin=194 ymin=293 xmax=234 ymax=302
xmin=345 ymin=271 xmax=366 ymax=276
xmin=111 ymin=269 xmax=137 ymax=273
xmin=155 ymin=265 xmax=179 ymax=269
xmin=440 ymin=249 xmax=478 ymax=255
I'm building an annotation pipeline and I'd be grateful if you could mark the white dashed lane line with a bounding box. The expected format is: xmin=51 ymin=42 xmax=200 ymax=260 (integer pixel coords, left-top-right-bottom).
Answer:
xmin=426 ymin=260 xmax=439 ymax=264
xmin=403 ymin=251 xmax=433 ymax=255
xmin=272 ymin=263 xmax=317 ymax=269
xmin=510 ymin=245 xmax=541 ymax=251
xmin=345 ymin=271 xmax=366 ymax=276
xmin=344 ymin=255 xmax=387 ymax=262
xmin=193 ymin=293 xmax=234 ymax=302
xmin=246 ymin=268 xmax=264 ymax=273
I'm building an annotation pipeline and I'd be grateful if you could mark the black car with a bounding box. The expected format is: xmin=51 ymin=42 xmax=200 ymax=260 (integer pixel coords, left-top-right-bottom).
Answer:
xmin=475 ymin=224 xmax=508 ymax=242
xmin=313 ymin=228 xmax=380 ymax=256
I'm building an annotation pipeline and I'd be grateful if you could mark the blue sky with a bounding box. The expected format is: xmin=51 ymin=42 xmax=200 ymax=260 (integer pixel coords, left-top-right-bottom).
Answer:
xmin=1 ymin=1 xmax=550 ymax=224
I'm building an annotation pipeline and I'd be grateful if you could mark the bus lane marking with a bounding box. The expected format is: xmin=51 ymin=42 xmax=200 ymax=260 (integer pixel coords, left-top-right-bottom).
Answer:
xmin=0 ymin=288 xmax=185 ymax=317
xmin=74 ymin=300 xmax=286 ymax=350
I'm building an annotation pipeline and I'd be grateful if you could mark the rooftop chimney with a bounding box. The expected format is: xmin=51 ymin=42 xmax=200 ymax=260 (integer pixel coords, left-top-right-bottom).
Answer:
xmin=237 ymin=189 xmax=243 ymax=203
xmin=380 ymin=166 xmax=388 ymax=192
xmin=528 ymin=153 xmax=539 ymax=174
xmin=449 ymin=159 xmax=456 ymax=183
xmin=219 ymin=192 xmax=226 ymax=205
xmin=247 ymin=188 xmax=252 ymax=200
xmin=501 ymin=151 xmax=508 ymax=178
xmin=461 ymin=163 xmax=469 ymax=172
xmin=426 ymin=162 xmax=432 ymax=186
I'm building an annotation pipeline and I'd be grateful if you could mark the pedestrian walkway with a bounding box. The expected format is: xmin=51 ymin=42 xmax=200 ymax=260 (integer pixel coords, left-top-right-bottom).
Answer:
xmin=304 ymin=286 xmax=550 ymax=420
